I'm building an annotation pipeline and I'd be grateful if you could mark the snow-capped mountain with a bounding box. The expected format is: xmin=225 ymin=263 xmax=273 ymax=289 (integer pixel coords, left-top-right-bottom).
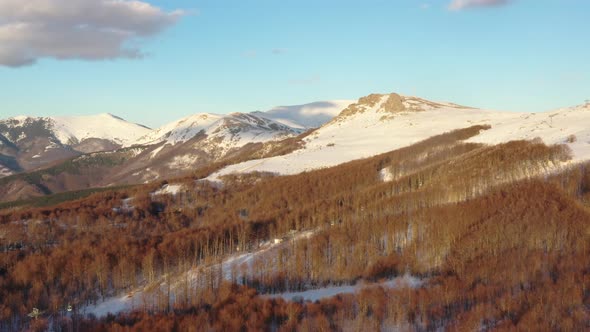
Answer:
xmin=202 ymin=113 xmax=300 ymax=154
xmin=0 ymin=100 xmax=353 ymax=194
xmin=210 ymin=93 xmax=590 ymax=180
xmin=133 ymin=100 xmax=352 ymax=147
xmin=5 ymin=94 xmax=589 ymax=203
xmin=134 ymin=113 xmax=224 ymax=146
xmin=0 ymin=113 xmax=151 ymax=175
xmin=254 ymin=100 xmax=355 ymax=129
xmin=94 ymin=104 xmax=354 ymax=186
xmin=2 ymin=113 xmax=150 ymax=147
xmin=130 ymin=103 xmax=347 ymax=165
xmin=119 ymin=112 xmax=302 ymax=184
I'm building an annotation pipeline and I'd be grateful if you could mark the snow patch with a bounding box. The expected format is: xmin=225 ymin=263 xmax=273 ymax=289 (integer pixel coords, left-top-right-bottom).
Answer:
xmin=153 ymin=184 xmax=184 ymax=196
xmin=149 ymin=144 xmax=166 ymax=159
xmin=167 ymin=154 xmax=199 ymax=169
xmin=265 ymin=273 xmax=423 ymax=302
xmin=379 ymin=167 xmax=394 ymax=182
xmin=82 ymin=290 xmax=152 ymax=318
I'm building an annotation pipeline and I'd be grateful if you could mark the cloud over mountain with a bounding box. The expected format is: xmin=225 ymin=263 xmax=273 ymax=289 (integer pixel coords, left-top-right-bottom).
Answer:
xmin=0 ymin=0 xmax=183 ymax=67
xmin=449 ymin=0 xmax=511 ymax=10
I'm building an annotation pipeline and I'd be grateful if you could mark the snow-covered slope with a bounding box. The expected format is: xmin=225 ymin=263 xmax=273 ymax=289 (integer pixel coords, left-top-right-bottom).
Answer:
xmin=200 ymin=113 xmax=300 ymax=156
xmin=1 ymin=113 xmax=151 ymax=146
xmin=254 ymin=100 xmax=355 ymax=129
xmin=134 ymin=112 xmax=302 ymax=161
xmin=51 ymin=113 xmax=151 ymax=146
xmin=0 ymin=114 xmax=151 ymax=173
xmin=210 ymin=94 xmax=590 ymax=180
xmin=134 ymin=100 xmax=354 ymax=148
xmin=134 ymin=113 xmax=223 ymax=145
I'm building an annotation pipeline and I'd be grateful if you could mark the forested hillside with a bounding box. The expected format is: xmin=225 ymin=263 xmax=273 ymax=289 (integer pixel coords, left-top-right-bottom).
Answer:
xmin=1 ymin=126 xmax=589 ymax=331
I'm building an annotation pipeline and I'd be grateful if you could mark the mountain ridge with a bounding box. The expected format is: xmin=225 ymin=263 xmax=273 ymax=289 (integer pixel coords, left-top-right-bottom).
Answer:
xmin=210 ymin=93 xmax=590 ymax=181
xmin=2 ymin=93 xmax=589 ymax=203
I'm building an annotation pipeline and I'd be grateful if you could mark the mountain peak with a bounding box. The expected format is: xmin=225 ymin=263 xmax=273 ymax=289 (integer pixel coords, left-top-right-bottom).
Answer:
xmin=1 ymin=113 xmax=151 ymax=147
xmin=333 ymin=92 xmax=475 ymax=123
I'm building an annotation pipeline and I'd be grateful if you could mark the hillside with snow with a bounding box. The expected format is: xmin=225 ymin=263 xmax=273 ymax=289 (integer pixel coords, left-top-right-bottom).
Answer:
xmin=4 ymin=95 xmax=589 ymax=202
xmin=210 ymin=94 xmax=590 ymax=180
xmin=0 ymin=113 xmax=151 ymax=176
xmin=2 ymin=113 xmax=150 ymax=147
xmin=124 ymin=104 xmax=348 ymax=180
xmin=0 ymin=100 xmax=354 ymax=198
xmin=133 ymin=100 xmax=352 ymax=147
xmin=108 ymin=112 xmax=303 ymax=185
xmin=134 ymin=113 xmax=223 ymax=146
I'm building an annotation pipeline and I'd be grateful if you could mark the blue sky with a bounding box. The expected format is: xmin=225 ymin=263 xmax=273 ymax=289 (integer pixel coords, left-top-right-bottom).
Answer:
xmin=1 ymin=0 xmax=589 ymax=128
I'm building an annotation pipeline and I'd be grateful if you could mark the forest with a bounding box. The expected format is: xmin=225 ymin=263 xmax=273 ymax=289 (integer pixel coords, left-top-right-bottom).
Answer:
xmin=0 ymin=125 xmax=589 ymax=331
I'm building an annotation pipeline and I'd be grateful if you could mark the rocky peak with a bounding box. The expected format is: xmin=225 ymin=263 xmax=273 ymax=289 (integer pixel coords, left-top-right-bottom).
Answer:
xmin=378 ymin=93 xmax=406 ymax=114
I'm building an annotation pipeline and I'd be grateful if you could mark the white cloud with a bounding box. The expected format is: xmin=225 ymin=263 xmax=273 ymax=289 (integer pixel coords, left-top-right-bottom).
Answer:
xmin=449 ymin=0 xmax=511 ymax=10
xmin=0 ymin=0 xmax=183 ymax=67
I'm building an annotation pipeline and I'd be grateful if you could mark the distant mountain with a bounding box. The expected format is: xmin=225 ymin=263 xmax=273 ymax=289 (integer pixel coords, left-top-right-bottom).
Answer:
xmin=0 ymin=100 xmax=352 ymax=201
xmin=0 ymin=114 xmax=151 ymax=177
xmin=211 ymin=93 xmax=590 ymax=180
xmin=109 ymin=112 xmax=302 ymax=185
xmin=1 ymin=113 xmax=150 ymax=147
xmin=134 ymin=113 xmax=223 ymax=146
xmin=133 ymin=100 xmax=353 ymax=147
xmin=115 ymin=104 xmax=351 ymax=184
xmin=254 ymin=100 xmax=355 ymax=129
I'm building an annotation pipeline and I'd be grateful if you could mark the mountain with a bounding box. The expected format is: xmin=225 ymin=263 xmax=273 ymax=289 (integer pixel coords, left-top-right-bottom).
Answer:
xmin=211 ymin=93 xmax=590 ymax=179
xmin=1 ymin=113 xmax=150 ymax=147
xmin=134 ymin=100 xmax=354 ymax=147
xmin=136 ymin=112 xmax=300 ymax=156
xmin=0 ymin=113 xmax=151 ymax=176
xmin=0 ymin=101 xmax=351 ymax=201
xmin=253 ymin=100 xmax=355 ymax=129
xmin=105 ymin=112 xmax=302 ymax=185
xmin=115 ymin=105 xmax=350 ymax=184
xmin=3 ymin=95 xmax=588 ymax=203
xmin=134 ymin=113 xmax=223 ymax=146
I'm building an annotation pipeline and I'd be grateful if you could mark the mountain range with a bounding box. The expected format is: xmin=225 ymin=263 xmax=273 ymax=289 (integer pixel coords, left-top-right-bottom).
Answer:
xmin=1 ymin=94 xmax=589 ymax=203
xmin=2 ymin=92 xmax=590 ymax=331
xmin=0 ymin=100 xmax=353 ymax=201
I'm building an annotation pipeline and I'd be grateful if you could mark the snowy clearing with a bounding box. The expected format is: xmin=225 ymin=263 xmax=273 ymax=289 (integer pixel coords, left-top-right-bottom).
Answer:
xmin=265 ymin=273 xmax=423 ymax=302
xmin=83 ymin=230 xmax=319 ymax=317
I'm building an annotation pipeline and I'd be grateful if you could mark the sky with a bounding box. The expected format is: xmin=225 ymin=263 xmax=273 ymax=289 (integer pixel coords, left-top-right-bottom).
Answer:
xmin=0 ymin=0 xmax=589 ymax=128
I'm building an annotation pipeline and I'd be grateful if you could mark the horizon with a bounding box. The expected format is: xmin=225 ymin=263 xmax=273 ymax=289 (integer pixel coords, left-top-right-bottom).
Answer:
xmin=3 ymin=93 xmax=589 ymax=130
xmin=1 ymin=0 xmax=589 ymax=128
